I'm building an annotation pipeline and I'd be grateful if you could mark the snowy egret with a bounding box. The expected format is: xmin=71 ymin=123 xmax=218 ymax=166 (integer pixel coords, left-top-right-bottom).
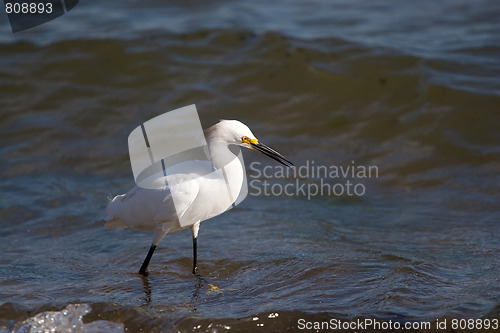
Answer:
xmin=105 ymin=120 xmax=293 ymax=275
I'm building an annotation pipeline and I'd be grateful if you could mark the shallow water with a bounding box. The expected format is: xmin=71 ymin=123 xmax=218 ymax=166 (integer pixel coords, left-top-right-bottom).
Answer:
xmin=1 ymin=0 xmax=499 ymax=332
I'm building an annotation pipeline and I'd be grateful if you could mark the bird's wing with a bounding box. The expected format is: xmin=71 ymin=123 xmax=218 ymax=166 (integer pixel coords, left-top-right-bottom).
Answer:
xmin=154 ymin=179 xmax=199 ymax=223
xmin=105 ymin=160 xmax=210 ymax=230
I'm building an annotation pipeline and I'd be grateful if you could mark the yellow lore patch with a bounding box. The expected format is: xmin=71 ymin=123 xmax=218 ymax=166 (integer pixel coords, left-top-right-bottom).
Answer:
xmin=241 ymin=136 xmax=258 ymax=145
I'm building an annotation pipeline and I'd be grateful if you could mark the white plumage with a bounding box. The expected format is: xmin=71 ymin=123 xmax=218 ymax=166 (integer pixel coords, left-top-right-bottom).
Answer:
xmin=105 ymin=120 xmax=293 ymax=275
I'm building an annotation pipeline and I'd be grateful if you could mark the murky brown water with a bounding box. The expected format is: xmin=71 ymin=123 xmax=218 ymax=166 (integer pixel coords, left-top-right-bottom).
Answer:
xmin=1 ymin=0 xmax=499 ymax=332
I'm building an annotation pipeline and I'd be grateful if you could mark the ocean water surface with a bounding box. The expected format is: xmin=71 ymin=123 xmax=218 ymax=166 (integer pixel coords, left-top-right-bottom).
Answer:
xmin=1 ymin=0 xmax=499 ymax=332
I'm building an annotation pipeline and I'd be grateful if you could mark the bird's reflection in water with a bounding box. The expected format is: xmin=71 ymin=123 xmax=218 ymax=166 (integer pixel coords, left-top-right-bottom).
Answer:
xmin=140 ymin=274 xmax=152 ymax=305
xmin=189 ymin=274 xmax=207 ymax=313
xmin=138 ymin=272 xmax=218 ymax=313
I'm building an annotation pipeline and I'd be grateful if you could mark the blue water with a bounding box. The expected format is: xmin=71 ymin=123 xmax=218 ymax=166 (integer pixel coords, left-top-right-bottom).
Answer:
xmin=1 ymin=0 xmax=499 ymax=332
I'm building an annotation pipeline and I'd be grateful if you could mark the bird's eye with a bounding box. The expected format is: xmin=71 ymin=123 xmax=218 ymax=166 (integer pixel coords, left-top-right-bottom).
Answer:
xmin=241 ymin=136 xmax=250 ymax=144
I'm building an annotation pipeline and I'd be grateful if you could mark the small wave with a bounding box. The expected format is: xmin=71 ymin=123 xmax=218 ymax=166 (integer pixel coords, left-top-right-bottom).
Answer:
xmin=10 ymin=304 xmax=123 ymax=333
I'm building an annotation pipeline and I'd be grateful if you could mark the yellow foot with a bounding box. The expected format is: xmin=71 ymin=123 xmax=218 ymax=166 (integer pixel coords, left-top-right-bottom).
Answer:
xmin=208 ymin=283 xmax=222 ymax=293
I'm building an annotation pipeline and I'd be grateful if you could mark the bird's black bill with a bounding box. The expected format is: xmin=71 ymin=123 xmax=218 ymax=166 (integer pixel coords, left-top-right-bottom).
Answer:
xmin=251 ymin=142 xmax=294 ymax=168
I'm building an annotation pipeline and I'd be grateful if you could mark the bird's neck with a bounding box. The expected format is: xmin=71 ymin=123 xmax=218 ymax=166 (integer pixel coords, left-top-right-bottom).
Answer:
xmin=204 ymin=125 xmax=238 ymax=170
xmin=204 ymin=128 xmax=246 ymax=207
xmin=206 ymin=140 xmax=237 ymax=170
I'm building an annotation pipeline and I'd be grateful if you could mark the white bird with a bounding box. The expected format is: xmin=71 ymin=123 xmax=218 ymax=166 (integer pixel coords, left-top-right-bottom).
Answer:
xmin=105 ymin=120 xmax=293 ymax=275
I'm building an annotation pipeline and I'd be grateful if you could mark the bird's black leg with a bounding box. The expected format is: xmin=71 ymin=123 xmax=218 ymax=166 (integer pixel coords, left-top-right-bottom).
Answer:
xmin=192 ymin=237 xmax=198 ymax=275
xmin=190 ymin=222 xmax=200 ymax=275
xmin=190 ymin=225 xmax=219 ymax=291
xmin=139 ymin=244 xmax=156 ymax=276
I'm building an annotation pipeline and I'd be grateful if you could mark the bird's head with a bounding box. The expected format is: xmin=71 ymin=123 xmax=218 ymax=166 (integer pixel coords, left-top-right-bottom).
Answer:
xmin=205 ymin=120 xmax=294 ymax=168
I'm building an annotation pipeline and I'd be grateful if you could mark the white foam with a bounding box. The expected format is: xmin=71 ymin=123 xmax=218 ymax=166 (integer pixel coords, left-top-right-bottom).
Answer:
xmin=13 ymin=304 xmax=124 ymax=333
